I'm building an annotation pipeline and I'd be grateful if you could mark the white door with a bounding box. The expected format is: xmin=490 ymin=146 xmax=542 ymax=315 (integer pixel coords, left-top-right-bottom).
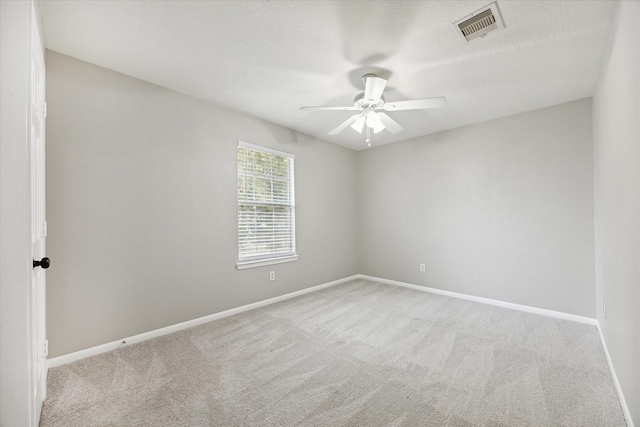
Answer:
xmin=30 ymin=3 xmax=48 ymax=422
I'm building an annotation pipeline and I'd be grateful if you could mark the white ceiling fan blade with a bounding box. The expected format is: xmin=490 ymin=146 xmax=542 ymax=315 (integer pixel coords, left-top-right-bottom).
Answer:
xmin=300 ymin=106 xmax=360 ymax=111
xmin=383 ymin=97 xmax=447 ymax=111
xmin=364 ymin=76 xmax=387 ymax=103
xmin=377 ymin=112 xmax=404 ymax=134
xmin=329 ymin=114 xmax=361 ymax=135
xmin=350 ymin=115 xmax=366 ymax=133
xmin=366 ymin=111 xmax=386 ymax=134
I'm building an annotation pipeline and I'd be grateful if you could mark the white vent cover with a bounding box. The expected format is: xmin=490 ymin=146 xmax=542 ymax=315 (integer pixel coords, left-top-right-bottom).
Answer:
xmin=453 ymin=2 xmax=505 ymax=43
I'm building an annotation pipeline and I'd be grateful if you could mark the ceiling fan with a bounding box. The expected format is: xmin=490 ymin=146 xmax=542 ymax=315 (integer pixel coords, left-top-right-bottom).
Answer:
xmin=300 ymin=74 xmax=446 ymax=146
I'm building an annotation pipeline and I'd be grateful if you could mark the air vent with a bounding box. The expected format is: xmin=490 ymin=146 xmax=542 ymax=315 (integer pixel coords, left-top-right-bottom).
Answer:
xmin=453 ymin=2 xmax=505 ymax=43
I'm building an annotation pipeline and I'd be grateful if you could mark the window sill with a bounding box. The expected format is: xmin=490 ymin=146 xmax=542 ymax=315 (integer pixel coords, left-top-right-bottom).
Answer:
xmin=236 ymin=255 xmax=298 ymax=270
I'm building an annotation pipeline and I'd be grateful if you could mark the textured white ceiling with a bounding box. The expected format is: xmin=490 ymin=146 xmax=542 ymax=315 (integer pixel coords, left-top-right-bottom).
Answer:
xmin=41 ymin=0 xmax=615 ymax=151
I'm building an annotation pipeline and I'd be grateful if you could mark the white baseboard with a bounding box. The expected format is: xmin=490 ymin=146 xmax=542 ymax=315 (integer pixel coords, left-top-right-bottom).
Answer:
xmin=357 ymin=274 xmax=598 ymax=325
xmin=596 ymin=322 xmax=634 ymax=427
xmin=48 ymin=275 xmax=358 ymax=368
xmin=49 ymin=273 xmax=596 ymax=368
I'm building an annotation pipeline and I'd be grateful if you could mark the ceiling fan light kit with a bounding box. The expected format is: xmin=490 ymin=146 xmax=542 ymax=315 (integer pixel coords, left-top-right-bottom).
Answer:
xmin=301 ymin=74 xmax=446 ymax=148
xmin=350 ymin=115 xmax=366 ymax=133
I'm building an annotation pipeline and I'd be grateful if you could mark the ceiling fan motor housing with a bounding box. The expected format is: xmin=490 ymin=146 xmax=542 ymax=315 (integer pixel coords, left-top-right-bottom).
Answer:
xmin=354 ymin=92 xmax=385 ymax=110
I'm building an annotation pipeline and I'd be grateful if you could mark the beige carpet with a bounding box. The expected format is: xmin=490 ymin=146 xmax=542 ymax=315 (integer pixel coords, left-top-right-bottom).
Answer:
xmin=40 ymin=279 xmax=626 ymax=426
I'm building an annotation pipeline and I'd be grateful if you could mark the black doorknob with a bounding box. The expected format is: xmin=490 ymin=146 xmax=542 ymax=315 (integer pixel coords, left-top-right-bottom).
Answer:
xmin=33 ymin=257 xmax=50 ymax=269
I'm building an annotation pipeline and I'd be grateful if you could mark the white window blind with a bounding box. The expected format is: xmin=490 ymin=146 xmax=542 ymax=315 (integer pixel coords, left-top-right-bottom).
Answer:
xmin=237 ymin=142 xmax=296 ymax=264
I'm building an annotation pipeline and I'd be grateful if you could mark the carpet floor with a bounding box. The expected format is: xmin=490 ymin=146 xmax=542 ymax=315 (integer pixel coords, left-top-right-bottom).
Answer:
xmin=40 ymin=279 xmax=626 ymax=426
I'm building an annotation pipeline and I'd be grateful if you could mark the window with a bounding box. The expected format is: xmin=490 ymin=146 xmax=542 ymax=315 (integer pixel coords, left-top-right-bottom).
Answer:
xmin=236 ymin=141 xmax=297 ymax=269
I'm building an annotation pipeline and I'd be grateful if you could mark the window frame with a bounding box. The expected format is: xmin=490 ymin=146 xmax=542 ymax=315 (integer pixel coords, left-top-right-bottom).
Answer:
xmin=235 ymin=141 xmax=297 ymax=270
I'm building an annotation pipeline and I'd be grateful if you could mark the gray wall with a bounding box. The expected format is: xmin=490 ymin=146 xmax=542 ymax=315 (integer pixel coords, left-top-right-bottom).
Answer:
xmin=593 ymin=1 xmax=640 ymax=423
xmin=357 ymin=99 xmax=596 ymax=317
xmin=1 ymin=1 xmax=41 ymax=425
xmin=46 ymin=51 xmax=358 ymax=358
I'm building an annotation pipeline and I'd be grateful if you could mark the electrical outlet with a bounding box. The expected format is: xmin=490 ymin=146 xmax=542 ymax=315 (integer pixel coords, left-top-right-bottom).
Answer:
xmin=419 ymin=263 xmax=426 ymax=273
xmin=269 ymin=271 xmax=275 ymax=281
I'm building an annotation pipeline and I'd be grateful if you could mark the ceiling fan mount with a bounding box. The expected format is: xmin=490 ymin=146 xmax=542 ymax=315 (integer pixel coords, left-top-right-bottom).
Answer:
xmin=359 ymin=73 xmax=379 ymax=87
xmin=300 ymin=74 xmax=446 ymax=147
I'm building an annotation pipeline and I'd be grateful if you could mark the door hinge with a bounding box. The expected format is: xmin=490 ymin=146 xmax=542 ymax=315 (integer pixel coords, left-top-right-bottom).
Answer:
xmin=41 ymin=221 xmax=47 ymax=237
xmin=39 ymin=102 xmax=47 ymax=119
xmin=43 ymin=340 xmax=49 ymax=357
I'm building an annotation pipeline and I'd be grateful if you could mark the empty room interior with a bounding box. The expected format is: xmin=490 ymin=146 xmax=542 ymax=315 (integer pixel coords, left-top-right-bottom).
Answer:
xmin=1 ymin=0 xmax=639 ymax=426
